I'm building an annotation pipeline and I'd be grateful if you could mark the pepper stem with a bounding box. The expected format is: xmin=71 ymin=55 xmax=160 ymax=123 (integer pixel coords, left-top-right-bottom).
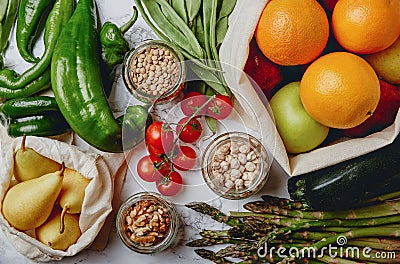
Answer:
xmin=120 ymin=6 xmax=138 ymax=34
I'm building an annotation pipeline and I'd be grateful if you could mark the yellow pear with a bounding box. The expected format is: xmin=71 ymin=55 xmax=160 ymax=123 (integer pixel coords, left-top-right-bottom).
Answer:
xmin=14 ymin=135 xmax=61 ymax=182
xmin=59 ymin=168 xmax=91 ymax=232
xmin=35 ymin=207 xmax=81 ymax=251
xmin=2 ymin=163 xmax=66 ymax=231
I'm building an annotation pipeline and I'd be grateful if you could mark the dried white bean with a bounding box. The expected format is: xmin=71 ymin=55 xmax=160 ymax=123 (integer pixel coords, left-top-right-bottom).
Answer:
xmin=225 ymin=180 xmax=234 ymax=189
xmin=220 ymin=161 xmax=229 ymax=172
xmin=230 ymin=143 xmax=239 ymax=154
xmin=242 ymin=172 xmax=251 ymax=181
xmin=239 ymin=144 xmax=251 ymax=154
xmin=230 ymin=158 xmax=240 ymax=169
xmin=230 ymin=169 xmax=241 ymax=180
xmin=212 ymin=161 xmax=221 ymax=170
xmin=247 ymin=151 xmax=257 ymax=161
xmin=238 ymin=153 xmax=247 ymax=164
xmin=244 ymin=180 xmax=252 ymax=188
xmin=245 ymin=162 xmax=256 ymax=172
xmin=235 ymin=179 xmax=244 ymax=190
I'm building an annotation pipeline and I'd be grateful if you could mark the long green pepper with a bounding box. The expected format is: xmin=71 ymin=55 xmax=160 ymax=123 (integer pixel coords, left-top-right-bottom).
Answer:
xmin=0 ymin=0 xmax=19 ymax=68
xmin=0 ymin=68 xmax=51 ymax=99
xmin=0 ymin=96 xmax=59 ymax=118
xmin=7 ymin=112 xmax=70 ymax=137
xmin=0 ymin=0 xmax=74 ymax=89
xmin=16 ymin=0 xmax=56 ymax=63
xmin=51 ymin=0 xmax=147 ymax=152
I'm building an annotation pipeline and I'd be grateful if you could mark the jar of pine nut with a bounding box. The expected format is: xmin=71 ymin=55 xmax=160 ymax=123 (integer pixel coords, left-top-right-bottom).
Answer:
xmin=202 ymin=132 xmax=271 ymax=200
xmin=116 ymin=192 xmax=180 ymax=254
xmin=123 ymin=40 xmax=186 ymax=104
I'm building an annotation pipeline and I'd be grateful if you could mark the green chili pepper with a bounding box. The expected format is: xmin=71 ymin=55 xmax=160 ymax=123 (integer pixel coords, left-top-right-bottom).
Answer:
xmin=0 ymin=0 xmax=19 ymax=68
xmin=100 ymin=6 xmax=138 ymax=73
xmin=0 ymin=0 xmax=74 ymax=89
xmin=0 ymin=96 xmax=59 ymax=118
xmin=16 ymin=0 xmax=56 ymax=63
xmin=51 ymin=0 xmax=147 ymax=153
xmin=0 ymin=68 xmax=51 ymax=99
xmin=7 ymin=112 xmax=71 ymax=137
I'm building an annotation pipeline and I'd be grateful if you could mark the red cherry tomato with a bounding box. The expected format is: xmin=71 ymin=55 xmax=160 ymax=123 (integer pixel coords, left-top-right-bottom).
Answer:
xmin=176 ymin=117 xmax=203 ymax=143
xmin=146 ymin=141 xmax=165 ymax=157
xmin=136 ymin=155 xmax=169 ymax=182
xmin=207 ymin=95 xmax=233 ymax=120
xmin=172 ymin=145 xmax=197 ymax=171
xmin=180 ymin=92 xmax=207 ymax=116
xmin=146 ymin=121 xmax=174 ymax=153
xmin=156 ymin=171 xmax=183 ymax=196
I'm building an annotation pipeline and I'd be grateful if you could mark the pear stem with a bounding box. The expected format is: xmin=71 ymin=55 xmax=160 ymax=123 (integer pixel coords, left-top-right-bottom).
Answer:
xmin=21 ymin=134 xmax=26 ymax=152
xmin=59 ymin=162 xmax=66 ymax=176
xmin=60 ymin=206 xmax=67 ymax=234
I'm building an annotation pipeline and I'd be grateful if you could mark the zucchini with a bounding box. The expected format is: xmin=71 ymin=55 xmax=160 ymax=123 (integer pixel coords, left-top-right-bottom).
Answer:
xmin=288 ymin=137 xmax=400 ymax=211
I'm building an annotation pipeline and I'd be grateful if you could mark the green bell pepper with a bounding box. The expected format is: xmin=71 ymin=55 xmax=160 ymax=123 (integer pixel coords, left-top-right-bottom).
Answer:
xmin=100 ymin=6 xmax=138 ymax=74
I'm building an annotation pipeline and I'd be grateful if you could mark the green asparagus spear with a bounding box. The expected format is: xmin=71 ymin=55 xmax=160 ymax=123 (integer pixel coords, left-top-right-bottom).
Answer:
xmin=194 ymin=249 xmax=235 ymax=264
xmin=261 ymin=195 xmax=311 ymax=210
xmin=186 ymin=202 xmax=243 ymax=226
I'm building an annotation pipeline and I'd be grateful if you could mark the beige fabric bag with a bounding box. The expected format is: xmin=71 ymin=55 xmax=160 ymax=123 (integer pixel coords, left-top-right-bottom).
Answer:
xmin=219 ymin=0 xmax=400 ymax=176
xmin=0 ymin=127 xmax=125 ymax=261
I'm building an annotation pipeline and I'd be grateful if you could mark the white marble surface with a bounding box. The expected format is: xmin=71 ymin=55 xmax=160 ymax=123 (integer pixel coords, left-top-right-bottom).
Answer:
xmin=0 ymin=0 xmax=291 ymax=263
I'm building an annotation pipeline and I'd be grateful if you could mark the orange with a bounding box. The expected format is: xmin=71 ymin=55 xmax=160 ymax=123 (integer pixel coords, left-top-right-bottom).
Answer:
xmin=255 ymin=0 xmax=329 ymax=66
xmin=300 ymin=52 xmax=380 ymax=129
xmin=332 ymin=0 xmax=400 ymax=54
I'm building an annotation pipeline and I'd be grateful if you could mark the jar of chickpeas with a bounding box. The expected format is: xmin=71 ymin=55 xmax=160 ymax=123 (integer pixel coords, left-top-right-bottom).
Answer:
xmin=123 ymin=40 xmax=186 ymax=104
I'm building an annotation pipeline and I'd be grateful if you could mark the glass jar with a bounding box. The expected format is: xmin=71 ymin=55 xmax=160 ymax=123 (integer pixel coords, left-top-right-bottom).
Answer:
xmin=116 ymin=192 xmax=179 ymax=254
xmin=202 ymin=132 xmax=271 ymax=200
xmin=122 ymin=40 xmax=186 ymax=104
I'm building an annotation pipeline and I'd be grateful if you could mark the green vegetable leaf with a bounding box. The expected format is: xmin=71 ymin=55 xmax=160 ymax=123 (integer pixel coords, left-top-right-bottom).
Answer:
xmin=194 ymin=15 xmax=206 ymax=49
xmin=185 ymin=0 xmax=201 ymax=25
xmin=206 ymin=116 xmax=217 ymax=134
xmin=0 ymin=0 xmax=8 ymax=22
xmin=216 ymin=16 xmax=228 ymax=47
xmin=172 ymin=0 xmax=188 ymax=24
xmin=189 ymin=62 xmax=230 ymax=96
xmin=218 ymin=0 xmax=237 ymax=21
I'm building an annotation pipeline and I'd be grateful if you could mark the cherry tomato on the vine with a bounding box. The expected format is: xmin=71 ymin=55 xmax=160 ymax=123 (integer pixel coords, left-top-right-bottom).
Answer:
xmin=180 ymin=92 xmax=207 ymax=116
xmin=207 ymin=95 xmax=233 ymax=120
xmin=172 ymin=145 xmax=197 ymax=171
xmin=146 ymin=121 xmax=174 ymax=153
xmin=136 ymin=155 xmax=170 ymax=182
xmin=176 ymin=117 xmax=203 ymax=143
xmin=146 ymin=141 xmax=165 ymax=157
xmin=156 ymin=171 xmax=183 ymax=196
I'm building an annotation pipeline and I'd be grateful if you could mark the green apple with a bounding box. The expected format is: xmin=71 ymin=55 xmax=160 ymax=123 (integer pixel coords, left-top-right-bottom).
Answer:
xmin=365 ymin=36 xmax=400 ymax=84
xmin=270 ymin=81 xmax=329 ymax=154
